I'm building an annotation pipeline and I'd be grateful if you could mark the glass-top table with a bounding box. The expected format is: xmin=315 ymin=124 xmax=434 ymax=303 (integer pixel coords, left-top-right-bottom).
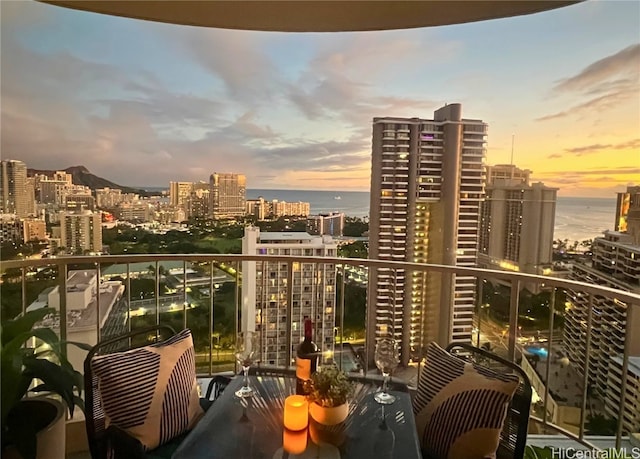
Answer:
xmin=173 ymin=373 xmax=422 ymax=459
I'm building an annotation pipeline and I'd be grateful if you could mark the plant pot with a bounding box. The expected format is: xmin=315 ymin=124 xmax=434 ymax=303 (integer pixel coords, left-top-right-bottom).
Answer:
xmin=309 ymin=402 xmax=348 ymax=426
xmin=3 ymin=398 xmax=66 ymax=459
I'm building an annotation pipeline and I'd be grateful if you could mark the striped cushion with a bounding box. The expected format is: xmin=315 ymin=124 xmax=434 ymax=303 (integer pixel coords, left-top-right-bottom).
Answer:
xmin=91 ymin=329 xmax=204 ymax=451
xmin=413 ymin=342 xmax=519 ymax=459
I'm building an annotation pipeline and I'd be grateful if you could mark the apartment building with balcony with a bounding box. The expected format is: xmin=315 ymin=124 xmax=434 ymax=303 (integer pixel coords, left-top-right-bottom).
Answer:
xmin=368 ymin=103 xmax=487 ymax=360
xmin=564 ymin=186 xmax=640 ymax=433
xmin=606 ymin=356 xmax=640 ymax=433
xmin=58 ymin=210 xmax=103 ymax=254
xmin=242 ymin=226 xmax=338 ymax=366
xmin=479 ymin=165 xmax=557 ymax=290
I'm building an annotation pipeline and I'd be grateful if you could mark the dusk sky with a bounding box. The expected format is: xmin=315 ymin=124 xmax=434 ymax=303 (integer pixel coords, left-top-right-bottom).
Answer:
xmin=1 ymin=0 xmax=638 ymax=197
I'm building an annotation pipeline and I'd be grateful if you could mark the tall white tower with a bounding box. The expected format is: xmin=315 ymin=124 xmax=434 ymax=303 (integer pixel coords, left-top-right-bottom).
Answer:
xmin=368 ymin=104 xmax=487 ymax=362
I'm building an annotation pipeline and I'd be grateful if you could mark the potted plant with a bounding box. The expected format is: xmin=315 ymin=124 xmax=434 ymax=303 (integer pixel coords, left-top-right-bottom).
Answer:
xmin=1 ymin=307 xmax=89 ymax=459
xmin=306 ymin=365 xmax=355 ymax=425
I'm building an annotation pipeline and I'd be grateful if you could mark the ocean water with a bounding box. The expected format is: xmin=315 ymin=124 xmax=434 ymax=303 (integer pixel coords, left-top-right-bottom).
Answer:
xmin=143 ymin=187 xmax=616 ymax=243
xmin=248 ymin=189 xmax=616 ymax=243
xmin=248 ymin=189 xmax=370 ymax=219
xmin=554 ymin=197 xmax=616 ymax=243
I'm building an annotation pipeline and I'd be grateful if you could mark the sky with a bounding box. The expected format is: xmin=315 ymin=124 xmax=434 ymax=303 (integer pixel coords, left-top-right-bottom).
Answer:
xmin=1 ymin=0 xmax=638 ymax=197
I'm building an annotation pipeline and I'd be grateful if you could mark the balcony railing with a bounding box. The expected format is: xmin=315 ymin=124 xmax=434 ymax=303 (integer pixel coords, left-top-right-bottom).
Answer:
xmin=2 ymin=254 xmax=639 ymax=452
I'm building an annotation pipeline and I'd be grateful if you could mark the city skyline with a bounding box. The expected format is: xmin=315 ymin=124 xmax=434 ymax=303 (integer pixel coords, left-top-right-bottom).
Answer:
xmin=2 ymin=1 xmax=639 ymax=197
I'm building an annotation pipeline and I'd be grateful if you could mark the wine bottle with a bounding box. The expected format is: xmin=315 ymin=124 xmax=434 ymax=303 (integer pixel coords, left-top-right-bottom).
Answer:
xmin=296 ymin=317 xmax=318 ymax=395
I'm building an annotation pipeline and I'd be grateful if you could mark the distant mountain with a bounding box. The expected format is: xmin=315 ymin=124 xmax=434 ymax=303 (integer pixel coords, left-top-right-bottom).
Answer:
xmin=27 ymin=165 xmax=155 ymax=195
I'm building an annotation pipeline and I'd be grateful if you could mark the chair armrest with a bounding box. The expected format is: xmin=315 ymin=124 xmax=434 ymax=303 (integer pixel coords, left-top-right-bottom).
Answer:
xmin=106 ymin=425 xmax=146 ymax=459
xmin=204 ymin=375 xmax=233 ymax=402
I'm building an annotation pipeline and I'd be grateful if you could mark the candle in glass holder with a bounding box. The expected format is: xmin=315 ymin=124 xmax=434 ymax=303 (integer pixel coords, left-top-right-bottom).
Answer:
xmin=283 ymin=428 xmax=307 ymax=454
xmin=284 ymin=395 xmax=308 ymax=431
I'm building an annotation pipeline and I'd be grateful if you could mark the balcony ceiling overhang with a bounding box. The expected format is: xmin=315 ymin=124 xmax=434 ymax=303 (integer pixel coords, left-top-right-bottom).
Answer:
xmin=40 ymin=1 xmax=580 ymax=32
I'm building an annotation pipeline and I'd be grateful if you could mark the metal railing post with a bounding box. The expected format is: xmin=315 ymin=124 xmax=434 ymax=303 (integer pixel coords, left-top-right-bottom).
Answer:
xmin=96 ymin=263 xmax=102 ymax=342
xmin=21 ymin=266 xmax=27 ymax=316
xmin=155 ymin=260 xmax=160 ymax=326
xmin=126 ymin=263 xmax=131 ymax=333
xmin=543 ymin=287 xmax=556 ymax=427
xmin=234 ymin=261 xmax=240 ymax=374
xmin=58 ymin=262 xmax=68 ymax=358
xmin=286 ymin=261 xmax=294 ymax=367
xmin=616 ymin=302 xmax=634 ymax=448
xmin=578 ymin=294 xmax=593 ymax=440
xmin=183 ymin=260 xmax=188 ymax=330
xmin=339 ymin=264 xmax=346 ymax=371
xmin=508 ymin=280 xmax=521 ymax=362
xmin=476 ymin=277 xmax=484 ymax=348
xmin=208 ymin=261 xmax=214 ymax=377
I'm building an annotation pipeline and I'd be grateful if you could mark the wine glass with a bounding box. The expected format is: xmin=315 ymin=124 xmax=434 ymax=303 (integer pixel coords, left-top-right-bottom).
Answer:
xmin=374 ymin=337 xmax=399 ymax=405
xmin=235 ymin=331 xmax=260 ymax=398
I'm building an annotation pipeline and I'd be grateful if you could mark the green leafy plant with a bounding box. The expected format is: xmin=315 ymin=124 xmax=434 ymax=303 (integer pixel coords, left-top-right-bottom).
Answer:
xmin=524 ymin=445 xmax=554 ymax=459
xmin=306 ymin=365 xmax=355 ymax=408
xmin=1 ymin=307 xmax=91 ymax=459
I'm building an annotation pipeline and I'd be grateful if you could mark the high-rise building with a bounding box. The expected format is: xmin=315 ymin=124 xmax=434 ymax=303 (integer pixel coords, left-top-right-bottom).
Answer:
xmin=22 ymin=219 xmax=46 ymax=242
xmin=25 ymin=177 xmax=36 ymax=216
xmin=38 ymin=179 xmax=66 ymax=205
xmin=606 ymin=356 xmax=640 ymax=433
xmin=241 ymin=227 xmax=338 ymax=366
xmin=1 ymin=160 xmax=29 ymax=217
xmin=246 ymin=197 xmax=267 ymax=220
xmin=271 ymin=200 xmax=310 ymax=218
xmin=209 ymin=173 xmax=246 ymax=219
xmin=169 ymin=181 xmax=194 ymax=208
xmin=615 ymin=185 xmax=640 ymax=236
xmin=95 ymin=188 xmax=123 ymax=209
xmin=485 ymin=164 xmax=531 ymax=185
xmin=65 ymin=194 xmax=96 ymax=212
xmin=478 ymin=165 xmax=557 ymax=285
xmin=59 ymin=210 xmax=103 ymax=254
xmin=564 ymin=185 xmax=640 ymax=433
xmin=307 ymin=213 xmax=345 ymax=237
xmin=114 ymin=202 xmax=153 ymax=223
xmin=186 ymin=186 xmax=210 ymax=219
xmin=368 ymin=103 xmax=486 ymax=362
xmin=0 ymin=215 xmax=23 ymax=244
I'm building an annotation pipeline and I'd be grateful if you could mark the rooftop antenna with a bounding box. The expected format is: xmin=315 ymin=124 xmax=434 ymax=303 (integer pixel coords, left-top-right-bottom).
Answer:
xmin=510 ymin=134 xmax=515 ymax=165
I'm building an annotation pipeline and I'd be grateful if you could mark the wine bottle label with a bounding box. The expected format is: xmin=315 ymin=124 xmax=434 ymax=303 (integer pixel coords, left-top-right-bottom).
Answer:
xmin=296 ymin=357 xmax=311 ymax=380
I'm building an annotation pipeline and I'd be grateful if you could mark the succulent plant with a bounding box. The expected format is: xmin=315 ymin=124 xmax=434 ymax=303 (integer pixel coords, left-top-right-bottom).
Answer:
xmin=306 ymin=365 xmax=354 ymax=408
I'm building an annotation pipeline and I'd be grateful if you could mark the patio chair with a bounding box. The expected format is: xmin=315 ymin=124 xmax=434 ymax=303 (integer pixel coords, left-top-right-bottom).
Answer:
xmin=413 ymin=342 xmax=532 ymax=459
xmin=84 ymin=325 xmax=231 ymax=459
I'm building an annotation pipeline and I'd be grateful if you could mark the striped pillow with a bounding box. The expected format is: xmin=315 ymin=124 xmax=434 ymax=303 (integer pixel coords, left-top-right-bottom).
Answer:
xmin=413 ymin=342 xmax=519 ymax=459
xmin=91 ymin=329 xmax=204 ymax=451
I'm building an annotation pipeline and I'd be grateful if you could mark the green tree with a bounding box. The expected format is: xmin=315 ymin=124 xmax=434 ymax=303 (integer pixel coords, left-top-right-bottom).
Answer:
xmin=343 ymin=217 xmax=368 ymax=237
xmin=585 ymin=414 xmax=617 ymax=435
xmin=338 ymin=241 xmax=368 ymax=259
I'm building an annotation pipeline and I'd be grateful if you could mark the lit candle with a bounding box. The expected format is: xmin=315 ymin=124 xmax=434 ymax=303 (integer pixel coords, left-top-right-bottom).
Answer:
xmin=284 ymin=395 xmax=309 ymax=431
xmin=283 ymin=428 xmax=308 ymax=454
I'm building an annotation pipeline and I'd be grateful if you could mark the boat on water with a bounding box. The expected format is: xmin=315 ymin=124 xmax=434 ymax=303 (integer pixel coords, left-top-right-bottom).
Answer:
xmin=334 ymin=196 xmax=341 ymax=200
